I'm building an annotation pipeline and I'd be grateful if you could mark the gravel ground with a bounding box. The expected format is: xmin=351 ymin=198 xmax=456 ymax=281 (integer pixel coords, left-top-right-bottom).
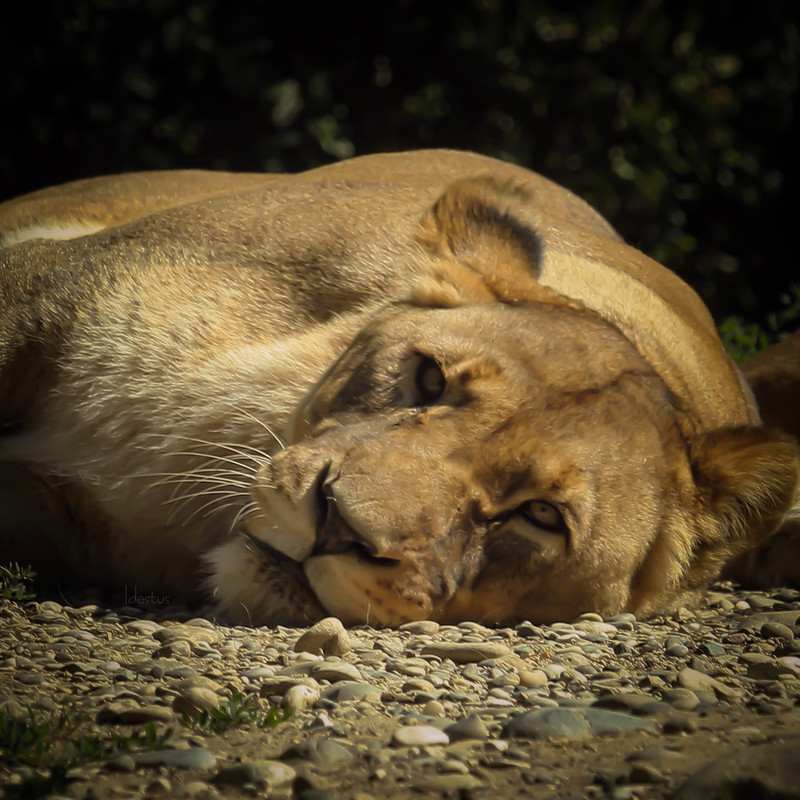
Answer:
xmin=1 ymin=582 xmax=800 ymax=800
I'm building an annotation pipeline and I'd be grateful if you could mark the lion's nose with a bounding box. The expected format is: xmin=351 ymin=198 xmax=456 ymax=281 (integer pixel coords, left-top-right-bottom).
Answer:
xmin=318 ymin=479 xmax=402 ymax=563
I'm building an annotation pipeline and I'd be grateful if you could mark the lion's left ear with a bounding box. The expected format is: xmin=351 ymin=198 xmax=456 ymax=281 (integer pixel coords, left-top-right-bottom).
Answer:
xmin=685 ymin=426 xmax=799 ymax=586
xmin=412 ymin=178 xmax=548 ymax=307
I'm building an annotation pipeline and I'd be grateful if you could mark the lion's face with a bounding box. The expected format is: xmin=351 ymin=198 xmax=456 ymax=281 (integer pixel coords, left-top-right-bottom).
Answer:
xmin=205 ymin=176 xmax=797 ymax=628
xmin=211 ymin=300 xmax=696 ymax=626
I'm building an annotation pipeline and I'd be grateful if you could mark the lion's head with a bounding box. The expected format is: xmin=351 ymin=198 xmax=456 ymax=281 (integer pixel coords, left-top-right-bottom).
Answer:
xmin=207 ymin=178 xmax=799 ymax=627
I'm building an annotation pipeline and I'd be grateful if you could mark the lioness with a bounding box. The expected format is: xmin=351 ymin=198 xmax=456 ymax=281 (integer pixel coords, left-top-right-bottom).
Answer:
xmin=1 ymin=150 xmax=797 ymax=626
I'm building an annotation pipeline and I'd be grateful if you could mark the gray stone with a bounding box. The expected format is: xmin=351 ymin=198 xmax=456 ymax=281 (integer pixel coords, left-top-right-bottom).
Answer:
xmin=663 ymin=714 xmax=699 ymax=734
xmin=584 ymin=709 xmax=658 ymax=736
xmin=503 ymin=707 xmax=655 ymax=741
xmin=398 ymin=620 xmax=440 ymax=635
xmin=420 ymin=641 xmax=511 ymax=662
xmin=323 ymin=681 xmax=382 ymax=703
xmin=153 ymin=625 xmax=221 ymax=645
xmin=503 ymin=708 xmax=592 ymax=740
xmin=295 ymin=617 xmax=350 ymax=656
xmin=392 ymin=724 xmax=450 ymax=747
xmin=134 ymin=749 xmax=217 ymax=770
xmin=310 ymin=661 xmax=362 ymax=682
xmin=411 ymin=774 xmax=483 ymax=792
xmin=96 ymin=702 xmax=174 ymax=724
xmin=761 ymin=621 xmax=795 ymax=641
xmin=211 ymin=760 xmax=296 ymax=787
xmin=592 ymin=692 xmax=671 ymax=716
xmin=445 ymin=714 xmax=490 ymax=741
xmin=674 ymin=737 xmax=800 ymax=800
xmin=282 ymin=737 xmax=355 ymax=767
xmin=661 ymin=688 xmax=700 ymax=711
xmin=677 ymin=668 xmax=742 ymax=699
xmin=106 ymin=754 xmax=137 ymax=772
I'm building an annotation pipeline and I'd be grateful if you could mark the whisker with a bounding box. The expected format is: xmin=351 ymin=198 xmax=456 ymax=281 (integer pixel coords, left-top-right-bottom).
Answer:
xmin=161 ymin=487 xmax=251 ymax=506
xmin=148 ymin=473 xmax=253 ymax=489
xmin=183 ymin=494 xmax=247 ymax=525
xmin=231 ymin=501 xmax=259 ymax=533
xmin=170 ymin=450 xmax=269 ymax=473
xmin=224 ymin=405 xmax=287 ymax=451
xmin=170 ymin=435 xmax=274 ymax=463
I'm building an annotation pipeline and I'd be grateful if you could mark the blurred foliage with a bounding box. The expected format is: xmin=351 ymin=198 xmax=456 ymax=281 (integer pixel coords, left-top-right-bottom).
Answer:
xmin=720 ymin=283 xmax=800 ymax=362
xmin=0 ymin=562 xmax=36 ymax=601
xmin=1 ymin=0 xmax=797 ymax=332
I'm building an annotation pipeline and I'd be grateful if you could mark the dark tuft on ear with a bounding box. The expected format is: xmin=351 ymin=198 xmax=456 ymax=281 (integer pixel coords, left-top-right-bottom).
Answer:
xmin=428 ymin=181 xmax=542 ymax=274
xmin=412 ymin=178 xmax=547 ymax=307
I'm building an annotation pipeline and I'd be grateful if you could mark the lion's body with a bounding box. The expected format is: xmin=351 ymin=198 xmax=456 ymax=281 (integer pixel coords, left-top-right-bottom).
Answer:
xmin=0 ymin=150 xmax=797 ymax=626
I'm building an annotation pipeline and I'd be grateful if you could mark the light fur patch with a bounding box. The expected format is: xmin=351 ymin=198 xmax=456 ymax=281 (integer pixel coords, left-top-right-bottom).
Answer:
xmin=2 ymin=220 xmax=106 ymax=247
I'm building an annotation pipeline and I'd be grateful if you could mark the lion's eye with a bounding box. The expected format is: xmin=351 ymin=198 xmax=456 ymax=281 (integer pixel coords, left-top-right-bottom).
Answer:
xmin=520 ymin=500 xmax=565 ymax=533
xmin=414 ymin=357 xmax=446 ymax=405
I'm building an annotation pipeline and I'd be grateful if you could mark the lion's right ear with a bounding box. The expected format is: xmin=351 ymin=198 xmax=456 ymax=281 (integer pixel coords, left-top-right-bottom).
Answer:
xmin=685 ymin=426 xmax=800 ymax=589
xmin=411 ymin=178 xmax=550 ymax=307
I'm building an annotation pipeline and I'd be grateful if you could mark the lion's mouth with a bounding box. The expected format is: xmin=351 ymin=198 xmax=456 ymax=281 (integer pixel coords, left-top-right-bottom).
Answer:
xmin=242 ymin=466 xmax=403 ymax=568
xmin=242 ymin=464 xmax=415 ymax=625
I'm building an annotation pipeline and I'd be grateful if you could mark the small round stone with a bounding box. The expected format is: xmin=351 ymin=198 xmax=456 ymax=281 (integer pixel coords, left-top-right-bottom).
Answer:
xmin=392 ymin=724 xmax=450 ymax=747
xmin=173 ymin=687 xmax=221 ymax=717
xmin=295 ymin=617 xmax=351 ymax=656
xmin=211 ymin=761 xmax=296 ymax=787
xmin=284 ymin=683 xmax=321 ymax=711
xmin=445 ymin=714 xmax=489 ymax=741
xmin=310 ymin=662 xmax=362 ymax=682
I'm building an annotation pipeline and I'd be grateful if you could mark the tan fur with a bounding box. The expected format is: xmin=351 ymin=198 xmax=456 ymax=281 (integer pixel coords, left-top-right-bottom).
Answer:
xmin=0 ymin=149 xmax=797 ymax=626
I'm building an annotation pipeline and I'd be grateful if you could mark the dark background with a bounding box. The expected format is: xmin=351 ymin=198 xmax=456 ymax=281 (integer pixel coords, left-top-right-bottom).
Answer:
xmin=3 ymin=0 xmax=797 ymax=357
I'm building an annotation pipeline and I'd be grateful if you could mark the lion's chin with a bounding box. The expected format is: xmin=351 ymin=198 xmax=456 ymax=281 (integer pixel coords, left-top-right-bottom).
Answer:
xmin=206 ymin=535 xmax=325 ymax=627
xmin=304 ymin=553 xmax=434 ymax=627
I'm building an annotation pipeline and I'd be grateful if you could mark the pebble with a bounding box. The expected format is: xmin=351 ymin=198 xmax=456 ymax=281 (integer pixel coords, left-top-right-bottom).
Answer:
xmin=153 ymin=625 xmax=221 ymax=646
xmin=96 ymin=701 xmax=174 ymax=723
xmin=502 ymin=708 xmax=656 ymax=741
xmin=592 ymin=692 xmax=672 ymax=716
xmin=134 ymin=749 xmax=218 ymax=770
xmin=420 ymin=641 xmax=511 ymax=662
xmin=444 ymin=714 xmax=489 ymax=741
xmin=677 ymin=667 xmax=743 ymax=700
xmin=392 ymin=724 xmax=450 ymax=747
xmin=294 ymin=617 xmax=351 ymax=656
xmin=398 ymin=620 xmax=440 ymax=635
xmin=282 ymin=737 xmax=355 ymax=767
xmin=518 ymin=669 xmax=548 ymax=687
xmin=661 ymin=688 xmax=700 ymax=711
xmin=411 ymin=774 xmax=482 ymax=792
xmin=674 ymin=736 xmax=800 ymax=799
xmin=173 ymin=686 xmax=221 ymax=717
xmin=284 ymin=683 xmax=321 ymax=710
xmin=310 ymin=661 xmax=362 ymax=682
xmin=322 ymin=681 xmax=382 ymax=703
xmin=3 ymin=584 xmax=800 ymax=799
xmin=211 ymin=760 xmax=296 ymax=787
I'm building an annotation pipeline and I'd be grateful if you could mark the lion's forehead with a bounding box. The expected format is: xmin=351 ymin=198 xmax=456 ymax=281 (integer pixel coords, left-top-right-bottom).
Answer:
xmin=342 ymin=303 xmax=660 ymax=396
